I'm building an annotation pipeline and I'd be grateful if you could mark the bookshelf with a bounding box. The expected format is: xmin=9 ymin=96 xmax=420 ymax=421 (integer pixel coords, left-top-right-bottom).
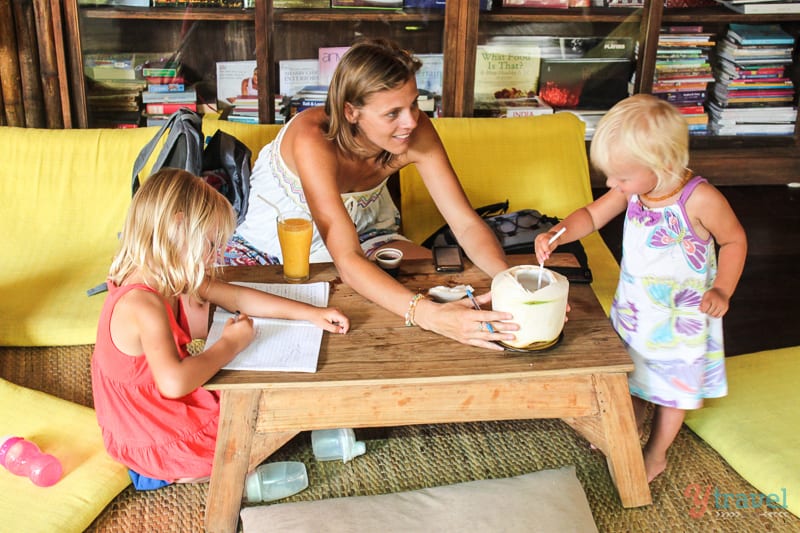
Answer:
xmin=63 ymin=3 xmax=262 ymax=128
xmin=62 ymin=1 xmax=799 ymax=185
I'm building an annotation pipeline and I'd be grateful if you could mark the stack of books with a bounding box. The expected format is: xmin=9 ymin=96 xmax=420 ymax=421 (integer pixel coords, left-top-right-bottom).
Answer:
xmin=285 ymin=85 xmax=328 ymax=121
xmin=141 ymin=57 xmax=193 ymax=124
xmin=714 ymin=0 xmax=800 ymax=14
xmin=652 ymin=27 xmax=716 ymax=135
xmin=141 ymin=79 xmax=195 ymax=126
xmin=227 ymin=95 xmax=260 ymax=124
xmin=709 ymin=24 xmax=796 ymax=136
xmin=84 ymin=53 xmax=153 ymax=128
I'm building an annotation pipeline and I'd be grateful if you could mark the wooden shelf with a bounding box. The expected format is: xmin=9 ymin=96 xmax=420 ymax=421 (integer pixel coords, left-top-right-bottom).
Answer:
xmin=81 ymin=6 xmax=254 ymax=21
xmin=274 ymin=9 xmax=444 ymax=22
xmin=481 ymin=6 xmax=644 ymax=23
xmin=661 ymin=7 xmax=800 ymax=24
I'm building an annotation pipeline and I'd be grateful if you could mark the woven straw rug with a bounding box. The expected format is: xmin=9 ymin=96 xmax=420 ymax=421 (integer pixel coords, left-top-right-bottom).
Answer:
xmin=2 ymin=345 xmax=798 ymax=533
xmin=82 ymin=420 xmax=799 ymax=533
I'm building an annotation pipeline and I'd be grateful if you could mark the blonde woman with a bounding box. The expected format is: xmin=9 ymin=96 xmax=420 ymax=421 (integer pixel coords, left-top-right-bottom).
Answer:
xmin=91 ymin=169 xmax=348 ymax=489
xmin=231 ymin=38 xmax=520 ymax=350
xmin=535 ymin=94 xmax=747 ymax=482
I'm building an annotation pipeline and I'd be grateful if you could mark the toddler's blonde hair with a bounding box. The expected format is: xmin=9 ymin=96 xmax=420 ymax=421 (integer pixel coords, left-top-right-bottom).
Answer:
xmin=109 ymin=168 xmax=236 ymax=301
xmin=590 ymin=93 xmax=689 ymax=191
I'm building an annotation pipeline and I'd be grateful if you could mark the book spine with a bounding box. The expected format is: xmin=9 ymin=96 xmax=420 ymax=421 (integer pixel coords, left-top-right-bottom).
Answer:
xmin=147 ymin=83 xmax=186 ymax=92
xmin=142 ymin=67 xmax=178 ymax=77
xmin=141 ymin=90 xmax=196 ymax=103
xmin=144 ymin=102 xmax=197 ymax=115
xmin=654 ymin=91 xmax=707 ymax=104
xmin=145 ymin=75 xmax=186 ymax=85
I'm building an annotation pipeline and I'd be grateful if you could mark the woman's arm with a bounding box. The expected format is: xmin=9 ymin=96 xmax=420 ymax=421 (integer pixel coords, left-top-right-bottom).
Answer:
xmin=408 ymin=113 xmax=509 ymax=278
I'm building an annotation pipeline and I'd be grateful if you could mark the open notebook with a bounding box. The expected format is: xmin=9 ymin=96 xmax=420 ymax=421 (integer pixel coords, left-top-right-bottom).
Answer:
xmin=205 ymin=281 xmax=329 ymax=372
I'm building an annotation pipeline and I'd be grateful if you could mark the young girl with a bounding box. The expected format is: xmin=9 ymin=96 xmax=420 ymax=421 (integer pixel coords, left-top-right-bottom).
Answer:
xmin=534 ymin=94 xmax=747 ymax=482
xmin=91 ymin=168 xmax=349 ymax=489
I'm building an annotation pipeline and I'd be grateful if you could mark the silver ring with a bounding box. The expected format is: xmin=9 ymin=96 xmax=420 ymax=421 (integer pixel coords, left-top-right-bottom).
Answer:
xmin=478 ymin=322 xmax=484 ymax=332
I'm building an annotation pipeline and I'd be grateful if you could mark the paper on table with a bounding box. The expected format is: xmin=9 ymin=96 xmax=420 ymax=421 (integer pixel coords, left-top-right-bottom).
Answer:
xmin=206 ymin=281 xmax=329 ymax=372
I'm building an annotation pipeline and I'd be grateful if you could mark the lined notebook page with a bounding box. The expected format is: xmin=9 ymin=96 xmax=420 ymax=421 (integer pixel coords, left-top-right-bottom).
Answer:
xmin=206 ymin=281 xmax=329 ymax=372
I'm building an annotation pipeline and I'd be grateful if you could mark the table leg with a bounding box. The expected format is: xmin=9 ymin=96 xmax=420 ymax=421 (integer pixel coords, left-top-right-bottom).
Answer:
xmin=596 ymin=373 xmax=652 ymax=507
xmin=205 ymin=389 xmax=260 ymax=533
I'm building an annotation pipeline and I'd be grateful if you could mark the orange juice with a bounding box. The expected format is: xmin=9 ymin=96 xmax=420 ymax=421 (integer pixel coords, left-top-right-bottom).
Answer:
xmin=277 ymin=213 xmax=313 ymax=282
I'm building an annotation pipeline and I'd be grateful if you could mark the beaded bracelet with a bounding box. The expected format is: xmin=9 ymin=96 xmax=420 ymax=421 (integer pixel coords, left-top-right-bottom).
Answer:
xmin=404 ymin=293 xmax=426 ymax=327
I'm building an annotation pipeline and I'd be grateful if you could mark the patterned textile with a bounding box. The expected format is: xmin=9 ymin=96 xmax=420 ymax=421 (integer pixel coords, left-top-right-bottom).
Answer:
xmin=610 ymin=177 xmax=727 ymax=410
xmin=224 ymin=233 xmax=280 ymax=266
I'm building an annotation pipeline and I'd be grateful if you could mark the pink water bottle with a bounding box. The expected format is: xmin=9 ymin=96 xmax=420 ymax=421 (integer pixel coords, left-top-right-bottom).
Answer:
xmin=0 ymin=436 xmax=63 ymax=487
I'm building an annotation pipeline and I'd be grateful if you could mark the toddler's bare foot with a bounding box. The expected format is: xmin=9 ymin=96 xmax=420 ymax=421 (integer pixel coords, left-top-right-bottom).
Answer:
xmin=176 ymin=476 xmax=210 ymax=484
xmin=643 ymin=449 xmax=667 ymax=483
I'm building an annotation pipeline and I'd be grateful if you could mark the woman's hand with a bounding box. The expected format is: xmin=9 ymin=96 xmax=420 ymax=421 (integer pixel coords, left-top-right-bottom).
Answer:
xmin=310 ymin=307 xmax=350 ymax=334
xmin=414 ymin=291 xmax=518 ymax=351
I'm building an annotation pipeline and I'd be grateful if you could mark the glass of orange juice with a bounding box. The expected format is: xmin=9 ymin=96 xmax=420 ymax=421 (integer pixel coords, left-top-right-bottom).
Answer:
xmin=276 ymin=211 xmax=313 ymax=283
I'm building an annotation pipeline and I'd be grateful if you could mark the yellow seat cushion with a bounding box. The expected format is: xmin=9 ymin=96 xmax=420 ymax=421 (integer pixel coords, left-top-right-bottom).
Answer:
xmin=0 ymin=120 xmax=280 ymax=346
xmin=0 ymin=126 xmax=159 ymax=346
xmin=0 ymin=378 xmax=130 ymax=532
xmin=685 ymin=346 xmax=800 ymax=518
xmin=202 ymin=117 xmax=282 ymax=164
xmin=399 ymin=114 xmax=619 ymax=313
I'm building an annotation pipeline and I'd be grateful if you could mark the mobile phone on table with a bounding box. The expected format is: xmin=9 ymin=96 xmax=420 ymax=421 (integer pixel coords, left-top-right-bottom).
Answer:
xmin=433 ymin=245 xmax=464 ymax=273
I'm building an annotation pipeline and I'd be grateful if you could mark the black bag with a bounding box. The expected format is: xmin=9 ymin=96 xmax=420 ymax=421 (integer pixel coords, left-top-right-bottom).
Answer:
xmin=201 ymin=129 xmax=252 ymax=225
xmin=422 ymin=200 xmax=593 ymax=283
xmin=131 ymin=108 xmax=204 ymax=195
xmin=130 ymin=109 xmax=252 ymax=224
xmin=89 ymin=110 xmax=253 ymax=296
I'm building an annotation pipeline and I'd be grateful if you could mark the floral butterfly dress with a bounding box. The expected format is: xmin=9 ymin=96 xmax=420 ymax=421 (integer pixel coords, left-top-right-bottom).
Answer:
xmin=610 ymin=176 xmax=726 ymax=410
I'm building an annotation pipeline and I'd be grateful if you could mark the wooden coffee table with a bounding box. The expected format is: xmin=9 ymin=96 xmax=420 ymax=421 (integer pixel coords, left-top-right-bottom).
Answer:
xmin=204 ymin=254 xmax=651 ymax=532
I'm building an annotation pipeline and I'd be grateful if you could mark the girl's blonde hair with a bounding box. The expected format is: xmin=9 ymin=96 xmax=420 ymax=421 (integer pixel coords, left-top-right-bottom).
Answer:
xmin=324 ymin=38 xmax=422 ymax=167
xmin=109 ymin=168 xmax=236 ymax=300
xmin=590 ymin=93 xmax=689 ymax=190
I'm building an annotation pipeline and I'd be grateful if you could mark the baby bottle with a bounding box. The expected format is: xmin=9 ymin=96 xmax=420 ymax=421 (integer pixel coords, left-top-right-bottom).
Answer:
xmin=0 ymin=436 xmax=63 ymax=487
xmin=311 ymin=428 xmax=366 ymax=463
xmin=244 ymin=461 xmax=308 ymax=503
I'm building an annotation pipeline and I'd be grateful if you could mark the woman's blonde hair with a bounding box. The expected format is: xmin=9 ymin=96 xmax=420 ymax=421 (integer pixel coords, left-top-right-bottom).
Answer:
xmin=109 ymin=168 xmax=236 ymax=300
xmin=324 ymin=38 xmax=422 ymax=167
xmin=590 ymin=93 xmax=689 ymax=190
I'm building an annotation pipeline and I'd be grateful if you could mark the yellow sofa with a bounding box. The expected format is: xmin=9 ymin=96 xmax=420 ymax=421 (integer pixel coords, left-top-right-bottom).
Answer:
xmin=0 ymin=112 xmax=616 ymax=348
xmin=0 ymin=119 xmax=282 ymax=347
xmin=0 ymin=113 xmax=617 ymax=530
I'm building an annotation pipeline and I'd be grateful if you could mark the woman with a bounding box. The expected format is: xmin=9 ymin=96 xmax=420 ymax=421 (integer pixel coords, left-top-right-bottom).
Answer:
xmin=231 ymin=38 xmax=518 ymax=350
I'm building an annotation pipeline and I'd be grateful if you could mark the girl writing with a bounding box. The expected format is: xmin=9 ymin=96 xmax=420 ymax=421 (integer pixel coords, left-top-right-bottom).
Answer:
xmin=91 ymin=168 xmax=349 ymax=488
xmin=534 ymin=94 xmax=747 ymax=482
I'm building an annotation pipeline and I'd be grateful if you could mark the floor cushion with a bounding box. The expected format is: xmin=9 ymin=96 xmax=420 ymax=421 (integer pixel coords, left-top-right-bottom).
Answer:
xmin=240 ymin=465 xmax=597 ymax=532
xmin=0 ymin=378 xmax=130 ymax=532
xmin=685 ymin=346 xmax=800 ymax=517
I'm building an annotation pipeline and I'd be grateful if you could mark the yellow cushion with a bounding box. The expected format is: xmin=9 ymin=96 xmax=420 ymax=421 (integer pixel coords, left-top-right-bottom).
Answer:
xmin=0 ymin=378 xmax=130 ymax=532
xmin=0 ymin=126 xmax=158 ymax=346
xmin=202 ymin=117 xmax=282 ymax=165
xmin=0 ymin=120 xmax=280 ymax=346
xmin=399 ymin=114 xmax=619 ymax=313
xmin=685 ymin=346 xmax=800 ymax=518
